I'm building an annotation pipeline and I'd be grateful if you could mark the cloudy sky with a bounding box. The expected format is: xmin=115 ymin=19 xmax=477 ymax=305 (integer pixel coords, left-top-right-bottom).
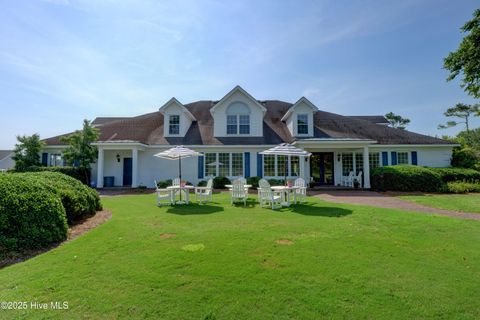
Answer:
xmin=0 ymin=0 xmax=479 ymax=149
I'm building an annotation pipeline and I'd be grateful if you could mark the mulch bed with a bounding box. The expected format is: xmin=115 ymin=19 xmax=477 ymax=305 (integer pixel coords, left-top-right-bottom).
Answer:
xmin=0 ymin=210 xmax=111 ymax=269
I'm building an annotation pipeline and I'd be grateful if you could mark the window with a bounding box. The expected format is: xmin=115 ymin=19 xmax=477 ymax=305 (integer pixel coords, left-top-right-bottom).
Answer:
xmin=226 ymin=102 xmax=250 ymax=135
xmin=369 ymin=153 xmax=380 ymax=170
xmin=49 ymin=154 xmax=63 ymax=167
xmin=204 ymin=152 xmax=244 ymax=177
xmin=297 ymin=114 xmax=309 ymax=135
xmin=169 ymin=115 xmax=180 ymax=135
xmin=227 ymin=115 xmax=237 ymax=134
xmin=264 ymin=155 xmax=275 ymax=176
xmin=219 ymin=153 xmax=230 ymax=176
xmin=290 ymin=156 xmax=299 ymax=176
xmin=239 ymin=115 xmax=250 ymax=134
xmin=277 ymin=155 xmax=286 ymax=177
xmin=355 ymin=153 xmax=363 ymax=175
xmin=205 ymin=153 xmax=217 ymax=176
xmin=231 ymin=153 xmax=243 ymax=176
xmin=341 ymin=153 xmax=353 ymax=176
xmin=398 ymin=152 xmax=409 ymax=165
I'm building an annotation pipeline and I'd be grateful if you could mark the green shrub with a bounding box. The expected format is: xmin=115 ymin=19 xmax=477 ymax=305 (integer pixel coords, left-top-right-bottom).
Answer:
xmin=267 ymin=179 xmax=285 ymax=186
xmin=431 ymin=167 xmax=480 ymax=183
xmin=0 ymin=174 xmax=68 ymax=251
xmin=197 ymin=180 xmax=207 ymax=187
xmin=246 ymin=176 xmax=261 ymax=188
xmin=371 ymin=166 xmax=443 ymax=192
xmin=156 ymin=179 xmax=172 ymax=188
xmin=451 ymin=147 xmax=479 ymax=169
xmin=443 ymin=181 xmax=480 ymax=194
xmin=21 ymin=166 xmax=91 ymax=185
xmin=213 ymin=176 xmax=230 ymax=189
xmin=20 ymin=172 xmax=101 ymax=223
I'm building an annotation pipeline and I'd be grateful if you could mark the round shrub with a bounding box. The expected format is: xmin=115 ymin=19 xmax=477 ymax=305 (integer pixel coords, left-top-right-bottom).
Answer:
xmin=25 ymin=172 xmax=102 ymax=223
xmin=451 ymin=147 xmax=479 ymax=169
xmin=246 ymin=176 xmax=261 ymax=188
xmin=213 ymin=176 xmax=230 ymax=189
xmin=197 ymin=180 xmax=207 ymax=187
xmin=371 ymin=165 xmax=443 ymax=192
xmin=0 ymin=174 xmax=68 ymax=251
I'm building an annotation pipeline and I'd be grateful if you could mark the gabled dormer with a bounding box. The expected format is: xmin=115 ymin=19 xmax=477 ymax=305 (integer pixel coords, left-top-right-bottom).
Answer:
xmin=210 ymin=86 xmax=267 ymax=137
xmin=159 ymin=97 xmax=196 ymax=137
xmin=281 ymin=97 xmax=317 ymax=137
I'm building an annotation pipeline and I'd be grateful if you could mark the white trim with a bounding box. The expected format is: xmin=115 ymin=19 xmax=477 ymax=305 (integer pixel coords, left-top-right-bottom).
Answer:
xmin=159 ymin=97 xmax=196 ymax=121
xmin=281 ymin=96 xmax=318 ymax=122
xmin=202 ymin=152 xmax=245 ymax=178
xmin=368 ymin=144 xmax=458 ymax=148
xmin=210 ymin=85 xmax=267 ymax=115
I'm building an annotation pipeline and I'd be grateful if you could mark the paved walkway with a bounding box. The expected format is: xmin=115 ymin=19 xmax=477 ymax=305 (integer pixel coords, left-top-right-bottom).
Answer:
xmin=310 ymin=190 xmax=480 ymax=221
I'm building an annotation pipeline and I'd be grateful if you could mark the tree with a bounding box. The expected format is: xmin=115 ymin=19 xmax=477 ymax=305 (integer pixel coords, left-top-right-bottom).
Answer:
xmin=12 ymin=134 xmax=45 ymax=171
xmin=385 ymin=112 xmax=410 ymax=129
xmin=437 ymin=103 xmax=479 ymax=132
xmin=60 ymin=120 xmax=100 ymax=184
xmin=444 ymin=9 xmax=480 ymax=98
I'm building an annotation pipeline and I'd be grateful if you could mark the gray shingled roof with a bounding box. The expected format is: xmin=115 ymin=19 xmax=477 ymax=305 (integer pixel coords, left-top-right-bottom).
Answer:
xmin=349 ymin=115 xmax=389 ymax=124
xmin=43 ymin=100 xmax=453 ymax=146
xmin=0 ymin=150 xmax=12 ymax=161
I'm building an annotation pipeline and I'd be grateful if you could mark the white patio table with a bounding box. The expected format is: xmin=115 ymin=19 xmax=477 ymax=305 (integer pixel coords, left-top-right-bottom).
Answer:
xmin=270 ymin=186 xmax=299 ymax=207
xmin=167 ymin=185 xmax=195 ymax=204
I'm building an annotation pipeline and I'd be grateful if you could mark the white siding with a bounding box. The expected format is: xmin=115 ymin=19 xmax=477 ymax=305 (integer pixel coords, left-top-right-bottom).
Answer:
xmin=161 ymin=102 xmax=193 ymax=137
xmin=369 ymin=146 xmax=453 ymax=167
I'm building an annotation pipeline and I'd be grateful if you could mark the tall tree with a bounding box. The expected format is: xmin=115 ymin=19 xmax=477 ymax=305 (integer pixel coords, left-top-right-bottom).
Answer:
xmin=12 ymin=134 xmax=44 ymax=171
xmin=385 ymin=112 xmax=410 ymax=129
xmin=444 ymin=9 xmax=480 ymax=98
xmin=438 ymin=103 xmax=479 ymax=132
xmin=60 ymin=120 xmax=100 ymax=183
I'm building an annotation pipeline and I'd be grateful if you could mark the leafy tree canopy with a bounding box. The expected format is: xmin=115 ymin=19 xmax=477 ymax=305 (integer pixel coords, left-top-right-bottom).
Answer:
xmin=12 ymin=134 xmax=44 ymax=171
xmin=385 ymin=112 xmax=410 ymax=129
xmin=444 ymin=9 xmax=480 ymax=98
xmin=60 ymin=119 xmax=99 ymax=171
xmin=438 ymin=103 xmax=479 ymax=132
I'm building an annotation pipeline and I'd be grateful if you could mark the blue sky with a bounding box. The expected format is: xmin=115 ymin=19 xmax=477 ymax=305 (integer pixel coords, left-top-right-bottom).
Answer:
xmin=0 ymin=0 xmax=479 ymax=149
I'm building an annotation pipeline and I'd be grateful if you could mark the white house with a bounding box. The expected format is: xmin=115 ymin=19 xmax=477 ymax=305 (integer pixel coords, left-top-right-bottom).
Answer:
xmin=42 ymin=86 xmax=456 ymax=188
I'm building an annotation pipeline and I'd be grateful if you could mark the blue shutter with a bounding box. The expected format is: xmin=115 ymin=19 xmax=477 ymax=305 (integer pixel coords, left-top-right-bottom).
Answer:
xmin=41 ymin=153 xmax=48 ymax=166
xmin=198 ymin=156 xmax=204 ymax=179
xmin=411 ymin=151 xmax=418 ymax=165
xmin=257 ymin=153 xmax=263 ymax=177
xmin=244 ymin=152 xmax=250 ymax=178
xmin=391 ymin=152 xmax=397 ymax=165
xmin=382 ymin=152 xmax=388 ymax=166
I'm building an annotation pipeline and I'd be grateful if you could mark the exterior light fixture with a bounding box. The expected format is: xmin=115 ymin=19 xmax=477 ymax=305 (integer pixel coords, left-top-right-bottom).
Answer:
xmin=116 ymin=154 xmax=120 ymax=163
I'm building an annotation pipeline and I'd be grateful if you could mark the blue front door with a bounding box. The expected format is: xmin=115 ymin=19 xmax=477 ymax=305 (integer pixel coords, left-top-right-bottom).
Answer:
xmin=123 ymin=158 xmax=132 ymax=186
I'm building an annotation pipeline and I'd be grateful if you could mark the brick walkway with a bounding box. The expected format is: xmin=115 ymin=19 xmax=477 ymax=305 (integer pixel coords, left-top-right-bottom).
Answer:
xmin=311 ymin=190 xmax=480 ymax=221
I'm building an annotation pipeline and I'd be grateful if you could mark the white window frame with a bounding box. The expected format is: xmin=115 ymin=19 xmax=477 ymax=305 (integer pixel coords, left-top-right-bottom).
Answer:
xmin=263 ymin=155 xmax=299 ymax=178
xmin=203 ymin=152 xmax=244 ymax=178
xmin=49 ymin=153 xmax=63 ymax=167
xmin=168 ymin=114 xmax=180 ymax=135
xmin=297 ymin=114 xmax=309 ymax=135
xmin=397 ymin=151 xmax=409 ymax=165
xmin=226 ymin=114 xmax=250 ymax=135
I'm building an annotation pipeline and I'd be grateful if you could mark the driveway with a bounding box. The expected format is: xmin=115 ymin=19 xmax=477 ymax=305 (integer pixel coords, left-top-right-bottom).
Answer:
xmin=311 ymin=190 xmax=480 ymax=221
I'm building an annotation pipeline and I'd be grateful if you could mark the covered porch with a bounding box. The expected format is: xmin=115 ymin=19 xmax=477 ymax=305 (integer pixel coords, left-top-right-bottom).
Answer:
xmin=295 ymin=139 xmax=376 ymax=189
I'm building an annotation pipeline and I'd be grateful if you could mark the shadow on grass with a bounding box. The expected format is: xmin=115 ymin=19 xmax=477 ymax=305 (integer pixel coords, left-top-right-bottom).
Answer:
xmin=287 ymin=203 xmax=353 ymax=217
xmin=166 ymin=203 xmax=224 ymax=215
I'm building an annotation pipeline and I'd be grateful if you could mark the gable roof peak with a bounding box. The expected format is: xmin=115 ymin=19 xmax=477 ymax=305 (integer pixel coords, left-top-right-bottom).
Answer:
xmin=210 ymin=85 xmax=267 ymax=115
xmin=281 ymin=96 xmax=318 ymax=121
xmin=159 ymin=97 xmax=196 ymax=121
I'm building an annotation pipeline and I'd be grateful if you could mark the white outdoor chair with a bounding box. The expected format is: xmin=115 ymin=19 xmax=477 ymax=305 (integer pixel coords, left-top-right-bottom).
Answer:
xmin=230 ymin=179 xmax=247 ymax=206
xmin=342 ymin=171 xmax=355 ymax=187
xmin=354 ymin=172 xmax=363 ymax=188
xmin=195 ymin=179 xmax=213 ymax=204
xmin=294 ymin=177 xmax=307 ymax=203
xmin=258 ymin=182 xmax=282 ymax=210
xmin=172 ymin=178 xmax=180 ymax=186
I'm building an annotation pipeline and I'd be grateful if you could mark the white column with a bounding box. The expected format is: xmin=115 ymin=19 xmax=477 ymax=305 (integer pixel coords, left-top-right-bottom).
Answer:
xmin=96 ymin=147 xmax=104 ymax=188
xmin=132 ymin=148 xmax=139 ymax=188
xmin=363 ymin=146 xmax=371 ymax=189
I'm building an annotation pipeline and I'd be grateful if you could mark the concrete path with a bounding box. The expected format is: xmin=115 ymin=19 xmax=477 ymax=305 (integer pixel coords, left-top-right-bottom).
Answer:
xmin=310 ymin=190 xmax=480 ymax=221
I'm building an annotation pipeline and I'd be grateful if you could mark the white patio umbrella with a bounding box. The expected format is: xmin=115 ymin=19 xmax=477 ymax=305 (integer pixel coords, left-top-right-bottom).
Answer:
xmin=154 ymin=146 xmax=203 ymax=201
xmin=259 ymin=143 xmax=312 ymax=184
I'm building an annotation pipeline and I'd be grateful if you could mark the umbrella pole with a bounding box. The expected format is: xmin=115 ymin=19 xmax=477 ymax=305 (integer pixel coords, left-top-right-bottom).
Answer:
xmin=179 ymin=157 xmax=182 ymax=202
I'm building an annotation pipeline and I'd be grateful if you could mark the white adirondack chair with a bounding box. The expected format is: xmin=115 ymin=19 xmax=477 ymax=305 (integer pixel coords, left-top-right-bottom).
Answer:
xmin=230 ymin=179 xmax=247 ymax=206
xmin=154 ymin=180 xmax=173 ymax=206
xmin=354 ymin=172 xmax=363 ymax=188
xmin=342 ymin=171 xmax=355 ymax=187
xmin=258 ymin=179 xmax=282 ymax=210
xmin=294 ymin=177 xmax=307 ymax=203
xmin=195 ymin=179 xmax=213 ymax=204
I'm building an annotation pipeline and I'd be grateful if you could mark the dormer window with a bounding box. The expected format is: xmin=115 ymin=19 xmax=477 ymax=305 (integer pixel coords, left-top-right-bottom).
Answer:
xmin=297 ymin=114 xmax=309 ymax=134
xmin=226 ymin=102 xmax=250 ymax=135
xmin=169 ymin=115 xmax=180 ymax=135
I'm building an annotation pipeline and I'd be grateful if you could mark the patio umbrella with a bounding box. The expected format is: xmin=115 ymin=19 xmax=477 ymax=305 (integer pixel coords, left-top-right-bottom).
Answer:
xmin=259 ymin=143 xmax=312 ymax=185
xmin=154 ymin=146 xmax=203 ymax=201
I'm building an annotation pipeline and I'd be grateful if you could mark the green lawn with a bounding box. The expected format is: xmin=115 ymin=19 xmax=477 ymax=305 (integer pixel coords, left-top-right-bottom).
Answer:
xmin=1 ymin=193 xmax=479 ymax=319
xmin=398 ymin=193 xmax=480 ymax=214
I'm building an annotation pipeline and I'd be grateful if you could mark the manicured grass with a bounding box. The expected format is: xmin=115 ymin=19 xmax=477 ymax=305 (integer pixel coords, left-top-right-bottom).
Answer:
xmin=1 ymin=193 xmax=479 ymax=319
xmin=398 ymin=193 xmax=480 ymax=214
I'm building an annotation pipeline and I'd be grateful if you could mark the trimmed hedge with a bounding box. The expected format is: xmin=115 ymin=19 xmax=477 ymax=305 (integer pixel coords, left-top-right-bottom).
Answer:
xmin=371 ymin=166 xmax=443 ymax=192
xmin=26 ymin=172 xmax=102 ymax=223
xmin=246 ymin=176 xmax=261 ymax=188
xmin=443 ymin=181 xmax=480 ymax=194
xmin=430 ymin=167 xmax=480 ymax=183
xmin=213 ymin=176 xmax=231 ymax=189
xmin=20 ymin=166 xmax=91 ymax=185
xmin=0 ymin=174 xmax=68 ymax=251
